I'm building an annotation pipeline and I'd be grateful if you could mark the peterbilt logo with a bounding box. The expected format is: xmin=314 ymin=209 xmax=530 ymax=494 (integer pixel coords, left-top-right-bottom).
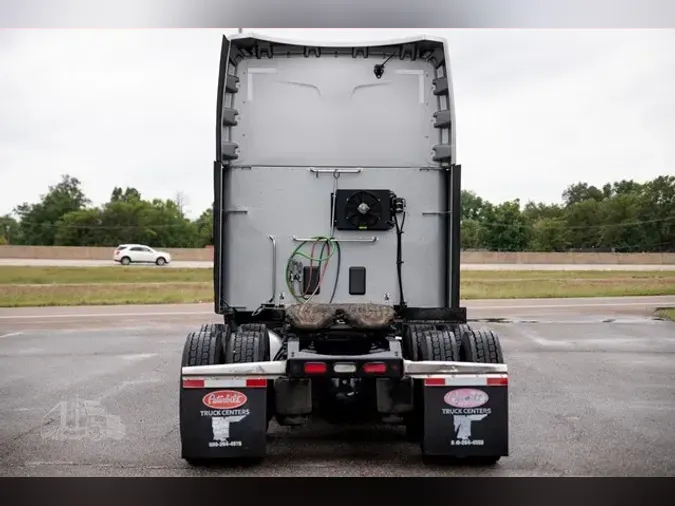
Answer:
xmin=202 ymin=390 xmax=247 ymax=410
xmin=444 ymin=388 xmax=489 ymax=408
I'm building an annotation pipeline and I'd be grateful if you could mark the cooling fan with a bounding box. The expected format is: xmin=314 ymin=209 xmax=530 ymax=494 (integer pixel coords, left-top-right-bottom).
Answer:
xmin=333 ymin=189 xmax=394 ymax=231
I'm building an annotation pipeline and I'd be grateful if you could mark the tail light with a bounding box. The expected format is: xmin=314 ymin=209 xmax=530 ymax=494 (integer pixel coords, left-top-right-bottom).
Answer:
xmin=304 ymin=362 xmax=327 ymax=374
xmin=363 ymin=362 xmax=387 ymax=374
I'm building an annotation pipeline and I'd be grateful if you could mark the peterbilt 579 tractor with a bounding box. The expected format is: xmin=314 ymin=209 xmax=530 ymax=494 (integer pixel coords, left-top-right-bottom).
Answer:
xmin=179 ymin=32 xmax=509 ymax=465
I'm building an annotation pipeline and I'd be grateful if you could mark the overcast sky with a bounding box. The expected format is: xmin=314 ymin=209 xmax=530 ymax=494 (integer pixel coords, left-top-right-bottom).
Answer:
xmin=0 ymin=28 xmax=673 ymax=219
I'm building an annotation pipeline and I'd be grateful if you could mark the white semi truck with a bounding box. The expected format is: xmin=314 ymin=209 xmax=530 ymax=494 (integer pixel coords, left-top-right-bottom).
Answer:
xmin=179 ymin=32 xmax=509 ymax=465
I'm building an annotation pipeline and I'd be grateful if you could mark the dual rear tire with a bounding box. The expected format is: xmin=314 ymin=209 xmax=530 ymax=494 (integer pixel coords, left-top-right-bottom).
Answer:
xmin=180 ymin=323 xmax=271 ymax=466
xmin=403 ymin=323 xmax=505 ymax=465
xmin=181 ymin=323 xmax=270 ymax=368
xmin=402 ymin=323 xmax=504 ymax=365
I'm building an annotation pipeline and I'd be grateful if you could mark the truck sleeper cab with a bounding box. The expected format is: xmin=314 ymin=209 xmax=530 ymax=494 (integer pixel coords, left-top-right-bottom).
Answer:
xmin=178 ymin=32 xmax=509 ymax=465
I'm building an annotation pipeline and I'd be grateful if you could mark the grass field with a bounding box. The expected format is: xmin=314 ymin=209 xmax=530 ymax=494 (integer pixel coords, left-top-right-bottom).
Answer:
xmin=0 ymin=266 xmax=674 ymax=307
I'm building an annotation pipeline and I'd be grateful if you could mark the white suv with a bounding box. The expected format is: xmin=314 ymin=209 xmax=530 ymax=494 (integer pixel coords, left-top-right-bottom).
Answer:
xmin=113 ymin=244 xmax=172 ymax=266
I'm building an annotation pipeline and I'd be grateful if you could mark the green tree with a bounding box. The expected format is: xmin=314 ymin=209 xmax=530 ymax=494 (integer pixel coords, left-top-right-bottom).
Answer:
xmin=481 ymin=199 xmax=531 ymax=251
xmin=194 ymin=205 xmax=214 ymax=247
xmin=0 ymin=214 xmax=20 ymax=244
xmin=596 ymin=193 xmax=645 ymax=252
xmin=54 ymin=208 xmax=105 ymax=246
xmin=564 ymin=199 xmax=603 ymax=249
xmin=135 ymin=198 xmax=199 ymax=248
xmin=530 ymin=218 xmax=570 ymax=252
xmin=522 ymin=201 xmax=565 ymax=222
xmin=562 ymin=182 xmax=606 ymax=207
xmin=636 ymin=176 xmax=675 ymax=251
xmin=460 ymin=190 xmax=488 ymax=221
xmin=14 ymin=175 xmax=90 ymax=245
xmin=460 ymin=218 xmax=485 ymax=250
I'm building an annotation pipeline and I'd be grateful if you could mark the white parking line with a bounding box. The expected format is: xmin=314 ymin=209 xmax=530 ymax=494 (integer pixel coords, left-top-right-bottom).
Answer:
xmin=0 ymin=311 xmax=211 ymax=320
xmin=469 ymin=301 xmax=675 ymax=310
xmin=516 ymin=326 xmax=573 ymax=347
xmin=0 ymin=331 xmax=23 ymax=338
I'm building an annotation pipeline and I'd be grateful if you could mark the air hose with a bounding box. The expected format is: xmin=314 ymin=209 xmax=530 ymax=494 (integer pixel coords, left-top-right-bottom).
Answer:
xmin=285 ymin=236 xmax=341 ymax=304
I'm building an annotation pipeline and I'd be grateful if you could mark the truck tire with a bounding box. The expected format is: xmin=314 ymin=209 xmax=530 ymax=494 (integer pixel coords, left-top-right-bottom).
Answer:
xmin=226 ymin=323 xmax=270 ymax=363
xmin=405 ymin=327 xmax=460 ymax=442
xmin=181 ymin=327 xmax=227 ymax=367
xmin=456 ymin=326 xmax=505 ymax=465
xmin=226 ymin=324 xmax=273 ymax=432
xmin=458 ymin=327 xmax=504 ymax=364
xmin=417 ymin=327 xmax=461 ymax=362
xmin=453 ymin=323 xmax=472 ymax=341
xmin=199 ymin=323 xmax=229 ymax=345
xmin=180 ymin=326 xmax=228 ymax=466
xmin=401 ymin=323 xmax=433 ymax=361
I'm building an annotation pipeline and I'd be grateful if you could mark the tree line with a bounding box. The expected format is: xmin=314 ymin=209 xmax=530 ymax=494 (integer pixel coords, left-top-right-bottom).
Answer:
xmin=0 ymin=174 xmax=673 ymax=252
xmin=0 ymin=175 xmax=213 ymax=248
xmin=460 ymin=175 xmax=674 ymax=252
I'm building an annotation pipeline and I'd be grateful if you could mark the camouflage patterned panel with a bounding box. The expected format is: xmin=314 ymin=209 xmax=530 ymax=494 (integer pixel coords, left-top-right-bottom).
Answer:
xmin=286 ymin=303 xmax=396 ymax=331
xmin=285 ymin=304 xmax=336 ymax=330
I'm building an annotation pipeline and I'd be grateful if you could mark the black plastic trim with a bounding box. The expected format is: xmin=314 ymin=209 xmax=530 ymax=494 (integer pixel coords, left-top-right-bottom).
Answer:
xmin=428 ymin=47 xmax=445 ymax=68
xmin=225 ymin=74 xmax=239 ymax=94
xmin=286 ymin=337 xmax=404 ymax=379
xmin=221 ymin=142 xmax=239 ymax=160
xmin=397 ymin=306 xmax=466 ymax=323
xmin=222 ymin=107 xmax=239 ymax=127
xmin=400 ymin=43 xmax=417 ymax=60
xmin=441 ymin=165 xmax=452 ymax=308
xmin=213 ymin=162 xmax=224 ymax=314
xmin=349 ymin=266 xmax=367 ymax=295
xmin=432 ymin=144 xmax=453 ymax=162
xmin=213 ymin=35 xmax=232 ymax=315
xmin=450 ymin=165 xmax=462 ymax=309
xmin=215 ymin=36 xmax=230 ymax=163
xmin=433 ymin=110 xmax=451 ymax=129
xmin=433 ymin=76 xmax=449 ymax=96
xmin=255 ymin=41 xmax=273 ymax=59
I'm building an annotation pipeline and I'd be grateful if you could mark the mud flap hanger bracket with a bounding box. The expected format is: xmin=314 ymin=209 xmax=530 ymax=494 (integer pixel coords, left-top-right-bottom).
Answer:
xmin=181 ymin=360 xmax=508 ymax=379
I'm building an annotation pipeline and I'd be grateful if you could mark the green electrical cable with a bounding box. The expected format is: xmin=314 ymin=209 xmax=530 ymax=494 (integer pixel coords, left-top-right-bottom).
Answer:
xmin=286 ymin=238 xmax=332 ymax=303
xmin=285 ymin=236 xmax=337 ymax=303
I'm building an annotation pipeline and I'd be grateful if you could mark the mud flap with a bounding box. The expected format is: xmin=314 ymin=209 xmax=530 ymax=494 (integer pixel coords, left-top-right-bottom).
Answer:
xmin=421 ymin=375 xmax=508 ymax=458
xmin=179 ymin=377 xmax=268 ymax=460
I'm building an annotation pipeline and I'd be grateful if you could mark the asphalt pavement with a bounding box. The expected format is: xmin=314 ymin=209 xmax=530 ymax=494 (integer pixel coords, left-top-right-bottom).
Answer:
xmin=0 ymin=296 xmax=674 ymax=477
xmin=2 ymin=258 xmax=675 ymax=270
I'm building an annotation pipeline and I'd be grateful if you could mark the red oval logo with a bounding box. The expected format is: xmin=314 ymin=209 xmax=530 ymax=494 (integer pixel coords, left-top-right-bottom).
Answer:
xmin=202 ymin=390 xmax=247 ymax=410
xmin=444 ymin=388 xmax=489 ymax=408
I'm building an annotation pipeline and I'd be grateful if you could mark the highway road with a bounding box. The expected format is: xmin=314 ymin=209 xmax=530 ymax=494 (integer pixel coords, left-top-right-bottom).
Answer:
xmin=2 ymin=258 xmax=675 ymax=270
xmin=0 ymin=296 xmax=674 ymax=476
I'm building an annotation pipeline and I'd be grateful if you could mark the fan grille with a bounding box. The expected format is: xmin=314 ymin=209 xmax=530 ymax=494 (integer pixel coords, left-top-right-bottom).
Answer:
xmin=344 ymin=191 xmax=383 ymax=228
